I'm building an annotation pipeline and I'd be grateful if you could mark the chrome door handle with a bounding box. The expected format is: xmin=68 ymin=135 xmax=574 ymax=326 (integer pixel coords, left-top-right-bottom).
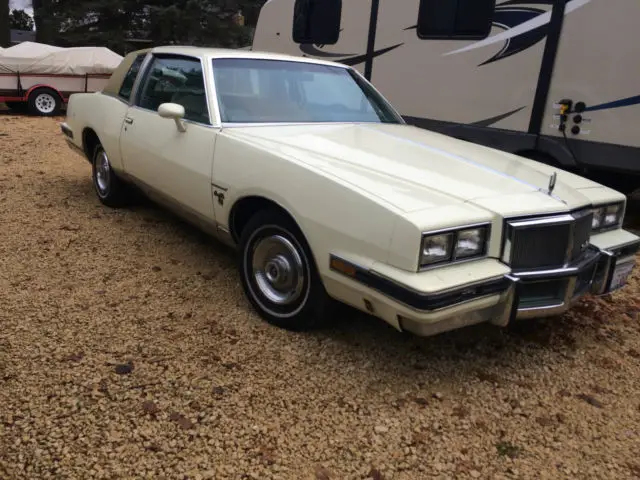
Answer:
xmin=124 ymin=117 xmax=134 ymax=124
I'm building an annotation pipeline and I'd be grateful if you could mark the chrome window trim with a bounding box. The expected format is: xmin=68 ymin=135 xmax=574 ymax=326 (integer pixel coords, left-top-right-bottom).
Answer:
xmin=219 ymin=121 xmax=398 ymax=128
xmin=131 ymin=52 xmax=214 ymax=127
xmin=208 ymin=56 xmax=405 ymax=126
xmin=202 ymin=54 xmax=222 ymax=127
xmin=128 ymin=105 xmax=220 ymax=129
xmin=126 ymin=52 xmax=153 ymax=106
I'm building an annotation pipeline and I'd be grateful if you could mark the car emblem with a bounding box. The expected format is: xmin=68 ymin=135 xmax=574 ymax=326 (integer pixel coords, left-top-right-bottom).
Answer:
xmin=547 ymin=172 xmax=557 ymax=195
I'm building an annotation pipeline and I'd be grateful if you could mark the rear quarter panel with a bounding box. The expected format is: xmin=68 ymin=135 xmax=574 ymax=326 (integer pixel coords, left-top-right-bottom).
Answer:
xmin=65 ymin=92 xmax=128 ymax=170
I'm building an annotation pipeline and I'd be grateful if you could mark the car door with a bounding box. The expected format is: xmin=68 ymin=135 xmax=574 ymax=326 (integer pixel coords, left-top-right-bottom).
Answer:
xmin=119 ymin=53 xmax=217 ymax=223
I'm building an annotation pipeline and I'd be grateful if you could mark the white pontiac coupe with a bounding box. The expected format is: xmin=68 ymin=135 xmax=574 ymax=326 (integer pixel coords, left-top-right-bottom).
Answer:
xmin=61 ymin=46 xmax=639 ymax=337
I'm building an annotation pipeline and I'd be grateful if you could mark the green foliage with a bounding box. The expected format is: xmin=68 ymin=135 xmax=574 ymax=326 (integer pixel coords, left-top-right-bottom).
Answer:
xmin=30 ymin=0 xmax=264 ymax=54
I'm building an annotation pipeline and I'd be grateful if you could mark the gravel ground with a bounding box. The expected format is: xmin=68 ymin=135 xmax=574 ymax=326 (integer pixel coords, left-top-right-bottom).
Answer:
xmin=1 ymin=114 xmax=640 ymax=480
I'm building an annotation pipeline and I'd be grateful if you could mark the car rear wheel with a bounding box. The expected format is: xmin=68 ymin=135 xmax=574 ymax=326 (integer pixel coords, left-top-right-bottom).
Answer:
xmin=28 ymin=88 xmax=62 ymax=116
xmin=238 ymin=209 xmax=334 ymax=331
xmin=91 ymin=144 xmax=131 ymax=208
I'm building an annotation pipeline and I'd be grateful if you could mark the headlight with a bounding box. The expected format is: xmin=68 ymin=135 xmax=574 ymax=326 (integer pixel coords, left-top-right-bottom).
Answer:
xmin=455 ymin=227 xmax=488 ymax=259
xmin=420 ymin=225 xmax=490 ymax=268
xmin=421 ymin=233 xmax=454 ymax=266
xmin=592 ymin=202 xmax=624 ymax=232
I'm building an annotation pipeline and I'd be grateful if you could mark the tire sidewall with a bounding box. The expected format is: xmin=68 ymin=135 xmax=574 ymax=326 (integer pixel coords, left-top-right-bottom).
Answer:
xmin=28 ymin=89 xmax=61 ymax=117
xmin=239 ymin=211 xmax=327 ymax=329
xmin=92 ymin=146 xmax=112 ymax=201
xmin=242 ymin=223 xmax=312 ymax=320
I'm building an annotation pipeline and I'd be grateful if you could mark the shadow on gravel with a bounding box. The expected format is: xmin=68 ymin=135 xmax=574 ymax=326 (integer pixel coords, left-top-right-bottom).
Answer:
xmin=57 ymin=167 xmax=631 ymax=378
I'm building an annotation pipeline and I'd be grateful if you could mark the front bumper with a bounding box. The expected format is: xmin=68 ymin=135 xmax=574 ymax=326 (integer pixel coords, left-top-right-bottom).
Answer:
xmin=328 ymin=233 xmax=639 ymax=337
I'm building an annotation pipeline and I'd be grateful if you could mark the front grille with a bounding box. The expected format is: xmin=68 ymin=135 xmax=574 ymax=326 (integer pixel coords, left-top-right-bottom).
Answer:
xmin=570 ymin=210 xmax=593 ymax=261
xmin=504 ymin=209 xmax=593 ymax=271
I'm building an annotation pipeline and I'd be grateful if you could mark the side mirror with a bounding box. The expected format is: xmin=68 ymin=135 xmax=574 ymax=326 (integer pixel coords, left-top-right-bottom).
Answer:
xmin=158 ymin=102 xmax=187 ymax=132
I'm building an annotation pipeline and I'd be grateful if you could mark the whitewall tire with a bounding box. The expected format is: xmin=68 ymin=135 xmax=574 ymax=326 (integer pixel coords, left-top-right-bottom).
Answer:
xmin=238 ymin=209 xmax=334 ymax=331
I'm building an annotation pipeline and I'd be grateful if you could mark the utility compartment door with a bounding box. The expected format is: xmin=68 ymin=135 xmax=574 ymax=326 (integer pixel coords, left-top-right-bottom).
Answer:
xmin=370 ymin=0 xmax=548 ymax=133
xmin=541 ymin=0 xmax=640 ymax=149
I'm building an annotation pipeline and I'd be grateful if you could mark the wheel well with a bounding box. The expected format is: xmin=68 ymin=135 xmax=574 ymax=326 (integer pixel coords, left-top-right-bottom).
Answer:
xmin=229 ymin=196 xmax=297 ymax=243
xmin=82 ymin=128 xmax=101 ymax=161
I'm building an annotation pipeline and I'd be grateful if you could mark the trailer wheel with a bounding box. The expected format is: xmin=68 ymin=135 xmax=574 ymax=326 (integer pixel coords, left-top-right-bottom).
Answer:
xmin=27 ymin=88 xmax=62 ymax=116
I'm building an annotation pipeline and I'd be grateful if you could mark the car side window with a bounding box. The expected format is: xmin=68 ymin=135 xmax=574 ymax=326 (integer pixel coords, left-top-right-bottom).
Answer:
xmin=417 ymin=0 xmax=495 ymax=40
xmin=136 ymin=55 xmax=210 ymax=125
xmin=118 ymin=54 xmax=146 ymax=102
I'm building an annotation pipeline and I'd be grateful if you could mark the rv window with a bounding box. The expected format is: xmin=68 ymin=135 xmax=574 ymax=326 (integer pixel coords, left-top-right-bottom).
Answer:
xmin=292 ymin=0 xmax=342 ymax=45
xmin=417 ymin=0 xmax=495 ymax=39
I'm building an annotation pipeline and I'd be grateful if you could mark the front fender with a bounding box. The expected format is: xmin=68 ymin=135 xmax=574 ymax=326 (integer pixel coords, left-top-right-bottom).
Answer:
xmin=213 ymin=133 xmax=404 ymax=276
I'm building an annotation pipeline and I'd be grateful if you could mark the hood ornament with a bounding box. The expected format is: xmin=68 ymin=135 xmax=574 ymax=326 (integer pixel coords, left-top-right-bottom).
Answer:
xmin=547 ymin=172 xmax=557 ymax=195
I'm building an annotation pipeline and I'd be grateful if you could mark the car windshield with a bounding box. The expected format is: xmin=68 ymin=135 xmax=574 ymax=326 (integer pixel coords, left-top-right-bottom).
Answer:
xmin=211 ymin=58 xmax=403 ymax=124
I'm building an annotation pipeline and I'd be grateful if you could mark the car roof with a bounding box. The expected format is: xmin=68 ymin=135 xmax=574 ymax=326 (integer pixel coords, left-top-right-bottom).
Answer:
xmin=149 ymin=45 xmax=350 ymax=69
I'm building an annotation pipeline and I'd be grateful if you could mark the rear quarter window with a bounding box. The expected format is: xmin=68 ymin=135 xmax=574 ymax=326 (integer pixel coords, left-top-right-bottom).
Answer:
xmin=118 ymin=55 xmax=146 ymax=102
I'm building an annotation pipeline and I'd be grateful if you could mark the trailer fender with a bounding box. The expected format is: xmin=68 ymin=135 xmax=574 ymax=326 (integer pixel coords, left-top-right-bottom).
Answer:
xmin=25 ymin=84 xmax=65 ymax=102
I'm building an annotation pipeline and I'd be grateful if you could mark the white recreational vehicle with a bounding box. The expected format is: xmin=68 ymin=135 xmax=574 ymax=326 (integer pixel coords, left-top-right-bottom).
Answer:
xmin=250 ymin=0 xmax=640 ymax=194
xmin=0 ymin=42 xmax=123 ymax=116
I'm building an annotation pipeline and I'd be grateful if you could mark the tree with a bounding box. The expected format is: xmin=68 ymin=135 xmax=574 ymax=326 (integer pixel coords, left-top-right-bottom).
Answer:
xmin=10 ymin=9 xmax=34 ymax=30
xmin=32 ymin=0 xmax=58 ymax=44
xmin=0 ymin=0 xmax=9 ymax=47
xmin=28 ymin=0 xmax=266 ymax=53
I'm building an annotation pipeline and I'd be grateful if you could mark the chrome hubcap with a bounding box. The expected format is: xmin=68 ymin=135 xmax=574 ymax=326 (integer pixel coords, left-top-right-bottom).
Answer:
xmin=252 ymin=235 xmax=304 ymax=305
xmin=96 ymin=151 xmax=110 ymax=194
xmin=35 ymin=93 xmax=56 ymax=114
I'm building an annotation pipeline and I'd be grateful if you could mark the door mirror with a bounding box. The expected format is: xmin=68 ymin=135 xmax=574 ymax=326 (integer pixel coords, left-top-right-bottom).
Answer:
xmin=158 ymin=102 xmax=187 ymax=132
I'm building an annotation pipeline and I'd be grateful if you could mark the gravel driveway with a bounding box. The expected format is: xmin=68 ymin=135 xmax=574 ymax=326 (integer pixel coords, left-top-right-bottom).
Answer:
xmin=1 ymin=114 xmax=639 ymax=479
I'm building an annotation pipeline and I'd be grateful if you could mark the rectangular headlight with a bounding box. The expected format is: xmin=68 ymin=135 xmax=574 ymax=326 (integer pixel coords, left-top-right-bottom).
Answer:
xmin=421 ymin=233 xmax=454 ymax=266
xmin=592 ymin=202 xmax=624 ymax=232
xmin=455 ymin=227 xmax=488 ymax=259
xmin=420 ymin=224 xmax=490 ymax=268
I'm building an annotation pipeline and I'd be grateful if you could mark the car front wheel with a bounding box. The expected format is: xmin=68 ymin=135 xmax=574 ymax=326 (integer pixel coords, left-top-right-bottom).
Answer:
xmin=238 ymin=209 xmax=334 ymax=331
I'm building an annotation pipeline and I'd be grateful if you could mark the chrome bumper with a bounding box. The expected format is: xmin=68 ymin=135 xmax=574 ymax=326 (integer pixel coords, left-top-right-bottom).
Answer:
xmin=398 ymin=239 xmax=639 ymax=336
xmin=329 ymin=238 xmax=639 ymax=337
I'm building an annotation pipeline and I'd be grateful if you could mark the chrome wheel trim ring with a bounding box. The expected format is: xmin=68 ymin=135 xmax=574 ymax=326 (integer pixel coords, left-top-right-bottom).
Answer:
xmin=244 ymin=226 xmax=311 ymax=319
xmin=95 ymin=150 xmax=110 ymax=196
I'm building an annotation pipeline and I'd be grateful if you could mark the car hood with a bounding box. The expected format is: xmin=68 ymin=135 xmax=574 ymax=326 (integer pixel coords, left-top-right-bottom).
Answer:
xmin=226 ymin=123 xmax=604 ymax=216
